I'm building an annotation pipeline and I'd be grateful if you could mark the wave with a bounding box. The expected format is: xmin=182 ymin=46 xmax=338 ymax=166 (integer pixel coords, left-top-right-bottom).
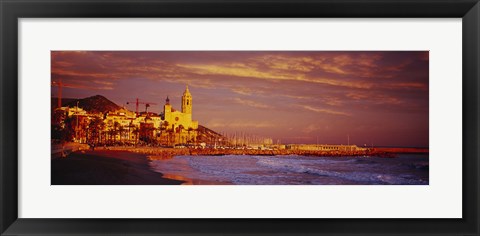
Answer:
xmin=256 ymin=157 xmax=427 ymax=185
xmin=154 ymin=155 xmax=428 ymax=185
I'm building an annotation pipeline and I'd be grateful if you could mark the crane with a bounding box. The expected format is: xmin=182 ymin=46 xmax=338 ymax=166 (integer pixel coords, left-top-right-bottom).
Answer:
xmin=51 ymin=78 xmax=75 ymax=108
xmin=126 ymin=98 xmax=157 ymax=115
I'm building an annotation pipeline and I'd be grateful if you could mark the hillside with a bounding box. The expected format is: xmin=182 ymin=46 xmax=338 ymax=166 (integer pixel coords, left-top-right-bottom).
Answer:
xmin=196 ymin=125 xmax=225 ymax=143
xmin=51 ymin=98 xmax=77 ymax=108
xmin=56 ymin=95 xmax=122 ymax=113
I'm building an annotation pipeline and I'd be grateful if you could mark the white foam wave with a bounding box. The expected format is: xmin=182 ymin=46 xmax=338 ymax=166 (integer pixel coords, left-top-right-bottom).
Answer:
xmin=151 ymin=155 xmax=428 ymax=185
xmin=256 ymin=157 xmax=427 ymax=185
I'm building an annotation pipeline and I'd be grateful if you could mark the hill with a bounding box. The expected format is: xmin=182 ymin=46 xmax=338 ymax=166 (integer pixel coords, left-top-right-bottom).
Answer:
xmin=57 ymin=95 xmax=122 ymax=113
xmin=51 ymin=97 xmax=78 ymax=108
xmin=196 ymin=125 xmax=225 ymax=144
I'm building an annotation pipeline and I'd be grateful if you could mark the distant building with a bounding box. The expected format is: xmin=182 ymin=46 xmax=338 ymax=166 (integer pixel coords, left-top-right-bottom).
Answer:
xmin=104 ymin=108 xmax=163 ymax=143
xmin=286 ymin=144 xmax=367 ymax=152
xmin=66 ymin=106 xmax=87 ymax=116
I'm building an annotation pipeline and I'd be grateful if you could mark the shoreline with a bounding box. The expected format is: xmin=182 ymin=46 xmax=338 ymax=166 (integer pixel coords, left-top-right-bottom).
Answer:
xmin=158 ymin=172 xmax=232 ymax=185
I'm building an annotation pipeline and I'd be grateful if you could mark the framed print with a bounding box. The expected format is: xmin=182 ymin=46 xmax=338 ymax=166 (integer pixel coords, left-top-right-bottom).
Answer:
xmin=1 ymin=0 xmax=479 ymax=235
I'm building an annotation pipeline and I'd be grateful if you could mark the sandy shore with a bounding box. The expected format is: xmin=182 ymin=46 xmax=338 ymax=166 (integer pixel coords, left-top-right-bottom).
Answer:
xmin=51 ymin=150 xmax=184 ymax=185
xmin=159 ymin=172 xmax=232 ymax=185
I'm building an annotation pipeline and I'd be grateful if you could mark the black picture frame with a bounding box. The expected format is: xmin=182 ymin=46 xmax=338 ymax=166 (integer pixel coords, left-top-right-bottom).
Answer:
xmin=1 ymin=0 xmax=479 ymax=235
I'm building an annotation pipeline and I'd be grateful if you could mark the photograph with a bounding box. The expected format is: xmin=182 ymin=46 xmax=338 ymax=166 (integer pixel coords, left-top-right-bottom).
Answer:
xmin=51 ymin=51 xmax=429 ymax=185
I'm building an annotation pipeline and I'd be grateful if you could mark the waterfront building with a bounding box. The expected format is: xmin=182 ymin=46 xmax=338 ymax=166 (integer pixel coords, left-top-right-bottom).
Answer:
xmin=53 ymin=86 xmax=200 ymax=146
xmin=286 ymin=144 xmax=367 ymax=152
xmin=162 ymin=85 xmax=198 ymax=131
xmin=103 ymin=108 xmax=165 ymax=143
xmin=161 ymin=85 xmax=199 ymax=144
xmin=66 ymin=106 xmax=87 ymax=117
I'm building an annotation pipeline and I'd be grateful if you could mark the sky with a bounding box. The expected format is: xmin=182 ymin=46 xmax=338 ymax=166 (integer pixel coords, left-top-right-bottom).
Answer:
xmin=51 ymin=51 xmax=429 ymax=147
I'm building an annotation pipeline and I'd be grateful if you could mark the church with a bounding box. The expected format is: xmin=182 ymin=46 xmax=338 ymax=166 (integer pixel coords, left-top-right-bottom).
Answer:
xmin=161 ymin=85 xmax=199 ymax=144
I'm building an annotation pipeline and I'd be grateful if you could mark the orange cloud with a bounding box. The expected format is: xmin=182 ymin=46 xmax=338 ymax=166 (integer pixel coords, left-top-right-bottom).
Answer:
xmin=206 ymin=119 xmax=275 ymax=128
xmin=387 ymin=82 xmax=428 ymax=90
xmin=300 ymin=105 xmax=350 ymax=116
xmin=233 ymin=98 xmax=271 ymax=109
xmin=347 ymin=92 xmax=404 ymax=105
xmin=177 ymin=63 xmax=374 ymax=89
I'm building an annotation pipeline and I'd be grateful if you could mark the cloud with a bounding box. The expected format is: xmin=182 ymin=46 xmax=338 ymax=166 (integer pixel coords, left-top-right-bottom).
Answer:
xmin=205 ymin=119 xmax=275 ymax=128
xmin=387 ymin=82 xmax=428 ymax=90
xmin=93 ymin=80 xmax=114 ymax=86
xmin=346 ymin=92 xmax=369 ymax=100
xmin=233 ymin=98 xmax=270 ymax=109
xmin=177 ymin=63 xmax=374 ymax=89
xmin=54 ymin=83 xmax=114 ymax=91
xmin=231 ymin=87 xmax=262 ymax=96
xmin=346 ymin=92 xmax=404 ymax=105
xmin=51 ymin=79 xmax=115 ymax=91
xmin=303 ymin=124 xmax=322 ymax=133
xmin=176 ymin=63 xmax=291 ymax=81
xmin=53 ymin=51 xmax=422 ymax=96
xmin=51 ymin=69 xmax=119 ymax=80
xmin=251 ymin=55 xmax=316 ymax=72
xmin=300 ymin=105 xmax=350 ymax=116
xmin=322 ymin=96 xmax=344 ymax=106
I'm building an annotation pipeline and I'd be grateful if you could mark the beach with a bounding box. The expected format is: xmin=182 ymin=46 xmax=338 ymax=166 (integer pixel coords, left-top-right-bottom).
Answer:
xmin=51 ymin=150 xmax=184 ymax=185
xmin=52 ymin=148 xmax=428 ymax=185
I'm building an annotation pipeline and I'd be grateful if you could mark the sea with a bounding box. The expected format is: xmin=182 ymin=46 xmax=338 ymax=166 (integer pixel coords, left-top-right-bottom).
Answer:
xmin=149 ymin=154 xmax=429 ymax=185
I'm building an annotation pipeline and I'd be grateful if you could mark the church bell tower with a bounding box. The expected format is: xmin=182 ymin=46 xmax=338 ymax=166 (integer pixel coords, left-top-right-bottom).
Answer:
xmin=181 ymin=85 xmax=192 ymax=114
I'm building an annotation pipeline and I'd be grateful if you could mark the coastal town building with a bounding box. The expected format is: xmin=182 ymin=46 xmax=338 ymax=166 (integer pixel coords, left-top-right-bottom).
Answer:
xmin=53 ymin=86 xmax=277 ymax=148
xmin=66 ymin=106 xmax=87 ymax=116
xmin=286 ymin=144 xmax=367 ymax=152
xmin=53 ymin=86 xmax=200 ymax=146
xmin=161 ymin=86 xmax=199 ymax=144
xmin=162 ymin=86 xmax=198 ymax=131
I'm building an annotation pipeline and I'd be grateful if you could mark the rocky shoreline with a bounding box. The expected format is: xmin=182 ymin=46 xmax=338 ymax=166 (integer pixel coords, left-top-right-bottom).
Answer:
xmin=94 ymin=146 xmax=421 ymax=160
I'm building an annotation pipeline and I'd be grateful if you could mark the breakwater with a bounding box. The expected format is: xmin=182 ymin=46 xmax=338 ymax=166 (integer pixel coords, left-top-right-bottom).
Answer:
xmin=373 ymin=147 xmax=428 ymax=154
xmin=96 ymin=146 xmax=410 ymax=160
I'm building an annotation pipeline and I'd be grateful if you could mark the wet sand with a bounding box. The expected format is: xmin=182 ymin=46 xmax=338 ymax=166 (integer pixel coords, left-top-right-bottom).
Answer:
xmin=51 ymin=150 xmax=184 ymax=185
xmin=146 ymin=154 xmax=232 ymax=185
xmin=159 ymin=172 xmax=232 ymax=185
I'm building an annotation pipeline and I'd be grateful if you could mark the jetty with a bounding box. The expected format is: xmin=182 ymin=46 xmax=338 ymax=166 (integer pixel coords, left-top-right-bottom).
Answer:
xmin=92 ymin=146 xmax=420 ymax=160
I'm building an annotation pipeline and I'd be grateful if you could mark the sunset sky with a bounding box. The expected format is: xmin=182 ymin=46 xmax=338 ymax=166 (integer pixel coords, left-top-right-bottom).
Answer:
xmin=51 ymin=51 xmax=428 ymax=147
